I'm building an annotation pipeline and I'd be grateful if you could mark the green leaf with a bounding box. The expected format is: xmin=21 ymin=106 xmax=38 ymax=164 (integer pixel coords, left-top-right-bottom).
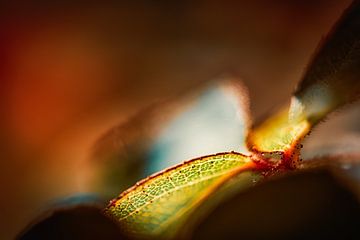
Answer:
xmin=91 ymin=77 xmax=251 ymax=198
xmin=191 ymin=168 xmax=360 ymax=240
xmin=247 ymin=105 xmax=310 ymax=154
xmin=294 ymin=0 xmax=360 ymax=124
xmin=249 ymin=1 xmax=360 ymax=155
xmin=146 ymin=77 xmax=251 ymax=175
xmin=105 ymin=152 xmax=260 ymax=239
xmin=105 ymin=3 xmax=360 ymax=239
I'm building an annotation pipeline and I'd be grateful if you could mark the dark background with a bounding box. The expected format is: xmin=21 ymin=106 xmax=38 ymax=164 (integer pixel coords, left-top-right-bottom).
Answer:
xmin=1 ymin=1 xmax=359 ymax=239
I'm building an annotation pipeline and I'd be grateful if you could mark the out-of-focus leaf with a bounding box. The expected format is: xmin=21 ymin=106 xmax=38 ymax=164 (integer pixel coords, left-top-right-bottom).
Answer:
xmin=105 ymin=152 xmax=261 ymax=239
xmin=248 ymin=1 xmax=360 ymax=155
xmin=247 ymin=106 xmax=310 ymax=154
xmin=91 ymin=77 xmax=251 ymax=198
xmin=294 ymin=0 xmax=360 ymax=123
xmin=104 ymin=2 xmax=360 ymax=238
xmin=18 ymin=205 xmax=128 ymax=240
xmin=301 ymin=134 xmax=360 ymax=161
xmin=191 ymin=169 xmax=360 ymax=240
xmin=146 ymin=78 xmax=251 ymax=174
xmin=300 ymin=151 xmax=360 ymax=199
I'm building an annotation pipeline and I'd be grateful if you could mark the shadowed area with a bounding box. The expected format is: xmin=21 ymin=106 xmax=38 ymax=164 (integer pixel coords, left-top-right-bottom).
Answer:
xmin=18 ymin=205 xmax=128 ymax=240
xmin=192 ymin=168 xmax=360 ymax=239
xmin=2 ymin=1 xmax=359 ymax=239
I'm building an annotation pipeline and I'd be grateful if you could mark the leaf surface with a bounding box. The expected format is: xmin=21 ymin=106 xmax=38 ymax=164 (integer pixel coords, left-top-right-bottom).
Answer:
xmin=249 ymin=1 xmax=360 ymax=155
xmin=294 ymin=0 xmax=360 ymax=123
xmin=106 ymin=3 xmax=360 ymax=238
xmin=91 ymin=77 xmax=251 ymax=198
xmin=147 ymin=78 xmax=251 ymax=174
xmin=248 ymin=106 xmax=310 ymax=154
xmin=105 ymin=152 xmax=260 ymax=239
xmin=191 ymin=169 xmax=360 ymax=240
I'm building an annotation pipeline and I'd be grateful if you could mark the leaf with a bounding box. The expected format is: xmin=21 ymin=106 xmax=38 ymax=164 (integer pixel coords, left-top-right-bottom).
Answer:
xmin=18 ymin=205 xmax=128 ymax=240
xmin=300 ymin=152 xmax=360 ymax=201
xmin=91 ymin=77 xmax=251 ymax=198
xmin=294 ymin=0 xmax=360 ymax=124
xmin=191 ymin=169 xmax=360 ymax=240
xmin=105 ymin=152 xmax=261 ymax=239
xmin=247 ymin=105 xmax=310 ymax=155
xmin=105 ymin=3 xmax=360 ymax=239
xmin=249 ymin=1 xmax=360 ymax=155
xmin=146 ymin=77 xmax=251 ymax=175
xmin=301 ymin=134 xmax=360 ymax=161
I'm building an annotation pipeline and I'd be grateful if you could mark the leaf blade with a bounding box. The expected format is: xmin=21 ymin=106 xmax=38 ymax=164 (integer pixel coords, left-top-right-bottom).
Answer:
xmin=249 ymin=1 xmax=360 ymax=155
xmin=147 ymin=78 xmax=251 ymax=174
xmin=105 ymin=152 xmax=259 ymax=238
xmin=91 ymin=77 xmax=251 ymax=198
xmin=294 ymin=0 xmax=360 ymax=123
xmin=248 ymin=105 xmax=310 ymax=154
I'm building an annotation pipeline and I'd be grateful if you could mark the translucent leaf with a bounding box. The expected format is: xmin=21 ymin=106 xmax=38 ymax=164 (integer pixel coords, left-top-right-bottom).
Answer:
xmin=247 ymin=105 xmax=310 ymax=155
xmin=105 ymin=152 xmax=260 ymax=239
xmin=294 ymin=0 xmax=360 ymax=124
xmin=105 ymin=3 xmax=360 ymax=238
xmin=146 ymin=78 xmax=250 ymax=174
xmin=91 ymin=77 xmax=251 ymax=197
xmin=249 ymin=1 xmax=360 ymax=155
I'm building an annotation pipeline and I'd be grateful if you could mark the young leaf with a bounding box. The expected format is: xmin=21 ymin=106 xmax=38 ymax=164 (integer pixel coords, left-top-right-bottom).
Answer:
xmin=91 ymin=77 xmax=251 ymax=198
xmin=294 ymin=1 xmax=360 ymax=124
xmin=105 ymin=2 xmax=360 ymax=239
xmin=249 ymin=1 xmax=360 ymax=155
xmin=247 ymin=106 xmax=310 ymax=155
xmin=147 ymin=78 xmax=251 ymax=174
xmin=105 ymin=152 xmax=260 ymax=239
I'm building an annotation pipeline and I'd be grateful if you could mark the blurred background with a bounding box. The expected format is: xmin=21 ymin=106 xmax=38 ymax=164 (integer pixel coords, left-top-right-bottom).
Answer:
xmin=1 ymin=0 xmax=360 ymax=239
